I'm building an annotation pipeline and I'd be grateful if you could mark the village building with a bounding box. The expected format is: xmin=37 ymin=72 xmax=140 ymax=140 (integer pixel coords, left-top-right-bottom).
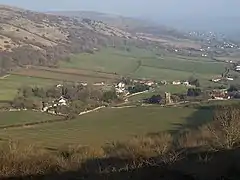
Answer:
xmin=210 ymin=89 xmax=230 ymax=100
xmin=172 ymin=81 xmax=181 ymax=85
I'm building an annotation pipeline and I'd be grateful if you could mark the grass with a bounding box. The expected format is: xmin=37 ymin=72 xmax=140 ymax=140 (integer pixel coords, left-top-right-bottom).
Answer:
xmin=12 ymin=68 xmax=118 ymax=83
xmin=0 ymin=106 xmax=212 ymax=148
xmin=129 ymin=85 xmax=188 ymax=102
xmin=0 ymin=75 xmax=60 ymax=101
xmin=60 ymin=48 xmax=140 ymax=75
xmin=0 ymin=111 xmax=60 ymax=127
xmin=61 ymin=47 xmax=226 ymax=84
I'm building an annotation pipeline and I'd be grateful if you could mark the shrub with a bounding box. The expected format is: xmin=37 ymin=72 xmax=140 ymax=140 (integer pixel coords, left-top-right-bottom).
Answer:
xmin=104 ymin=133 xmax=173 ymax=159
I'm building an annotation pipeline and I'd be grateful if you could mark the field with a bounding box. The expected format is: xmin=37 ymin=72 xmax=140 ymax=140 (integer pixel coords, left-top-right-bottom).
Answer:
xmin=61 ymin=47 xmax=227 ymax=82
xmin=0 ymin=106 xmax=212 ymax=148
xmin=0 ymin=46 xmax=233 ymax=149
xmin=0 ymin=111 xmax=60 ymax=127
xmin=128 ymin=85 xmax=189 ymax=102
xmin=0 ymin=47 xmax=227 ymax=101
xmin=0 ymin=75 xmax=60 ymax=101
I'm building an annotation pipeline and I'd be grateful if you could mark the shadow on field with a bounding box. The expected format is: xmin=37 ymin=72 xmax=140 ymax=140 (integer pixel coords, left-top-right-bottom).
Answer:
xmin=4 ymin=148 xmax=240 ymax=180
xmin=169 ymin=105 xmax=215 ymax=135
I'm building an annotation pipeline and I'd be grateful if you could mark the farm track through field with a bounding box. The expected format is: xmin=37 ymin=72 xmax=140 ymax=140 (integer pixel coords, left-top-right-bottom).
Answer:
xmin=0 ymin=74 xmax=10 ymax=79
xmin=13 ymin=68 xmax=119 ymax=81
xmin=31 ymin=66 xmax=120 ymax=78
xmin=10 ymin=73 xmax=76 ymax=82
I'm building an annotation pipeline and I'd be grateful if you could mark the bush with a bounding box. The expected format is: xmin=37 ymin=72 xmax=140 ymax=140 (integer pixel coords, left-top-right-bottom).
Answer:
xmin=104 ymin=133 xmax=173 ymax=159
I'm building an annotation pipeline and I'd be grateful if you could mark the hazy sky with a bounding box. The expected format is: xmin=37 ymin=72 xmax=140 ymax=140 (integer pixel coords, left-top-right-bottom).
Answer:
xmin=1 ymin=0 xmax=240 ymax=19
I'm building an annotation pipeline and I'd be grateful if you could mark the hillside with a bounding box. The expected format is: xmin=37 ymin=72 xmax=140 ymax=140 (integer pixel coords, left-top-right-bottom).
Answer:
xmin=49 ymin=10 xmax=189 ymax=39
xmin=0 ymin=5 xmax=136 ymax=74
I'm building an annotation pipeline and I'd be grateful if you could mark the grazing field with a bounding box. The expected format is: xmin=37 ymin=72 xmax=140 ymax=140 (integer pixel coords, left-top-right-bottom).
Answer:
xmin=12 ymin=67 xmax=119 ymax=83
xmin=61 ymin=47 xmax=226 ymax=83
xmin=0 ymin=111 xmax=60 ymax=127
xmin=128 ymin=85 xmax=189 ymax=102
xmin=60 ymin=48 xmax=141 ymax=75
xmin=0 ymin=75 xmax=60 ymax=101
xmin=0 ymin=106 xmax=212 ymax=148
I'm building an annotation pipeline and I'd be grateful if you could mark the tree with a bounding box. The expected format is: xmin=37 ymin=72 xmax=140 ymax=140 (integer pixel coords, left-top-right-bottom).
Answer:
xmin=228 ymin=84 xmax=240 ymax=92
xmin=207 ymin=105 xmax=240 ymax=149
xmin=146 ymin=95 xmax=162 ymax=104
xmin=187 ymin=88 xmax=201 ymax=97
xmin=18 ymin=86 xmax=33 ymax=98
xmin=102 ymin=90 xmax=118 ymax=103
xmin=128 ymin=84 xmax=149 ymax=94
xmin=188 ymin=77 xmax=200 ymax=87
xmin=171 ymin=94 xmax=180 ymax=103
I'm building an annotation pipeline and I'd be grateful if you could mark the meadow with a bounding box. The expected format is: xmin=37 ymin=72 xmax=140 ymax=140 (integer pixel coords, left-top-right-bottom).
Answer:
xmin=128 ymin=84 xmax=189 ymax=102
xmin=0 ymin=47 xmax=227 ymax=101
xmin=0 ymin=75 xmax=60 ymax=101
xmin=0 ymin=106 xmax=212 ymax=148
xmin=61 ymin=47 xmax=227 ymax=82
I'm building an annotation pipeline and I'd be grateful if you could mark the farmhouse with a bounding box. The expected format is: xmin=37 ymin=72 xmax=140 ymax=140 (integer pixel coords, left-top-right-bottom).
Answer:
xmin=235 ymin=65 xmax=240 ymax=71
xmin=211 ymin=78 xmax=221 ymax=83
xmin=182 ymin=81 xmax=190 ymax=86
xmin=172 ymin=81 xmax=181 ymax=85
xmin=210 ymin=89 xmax=230 ymax=100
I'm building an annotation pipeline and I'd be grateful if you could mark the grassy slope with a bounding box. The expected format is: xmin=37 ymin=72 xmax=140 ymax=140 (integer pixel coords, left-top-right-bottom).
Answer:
xmin=61 ymin=47 xmax=226 ymax=82
xmin=0 ymin=75 xmax=60 ymax=101
xmin=0 ymin=111 xmax=60 ymax=127
xmin=0 ymin=106 xmax=212 ymax=147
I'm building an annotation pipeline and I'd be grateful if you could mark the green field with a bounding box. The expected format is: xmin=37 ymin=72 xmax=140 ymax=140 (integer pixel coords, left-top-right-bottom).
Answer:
xmin=0 ymin=75 xmax=60 ymax=101
xmin=0 ymin=111 xmax=60 ymax=127
xmin=128 ymin=85 xmax=189 ymax=102
xmin=0 ymin=47 xmax=228 ymax=101
xmin=61 ymin=47 xmax=227 ymax=83
xmin=0 ymin=106 xmax=212 ymax=148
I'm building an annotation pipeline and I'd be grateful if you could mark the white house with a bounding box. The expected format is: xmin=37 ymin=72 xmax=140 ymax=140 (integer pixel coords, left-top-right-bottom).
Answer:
xmin=182 ymin=81 xmax=190 ymax=86
xmin=56 ymin=84 xmax=63 ymax=88
xmin=212 ymin=78 xmax=221 ymax=82
xmin=117 ymin=82 xmax=125 ymax=88
xmin=58 ymin=96 xmax=67 ymax=106
xmin=226 ymin=77 xmax=234 ymax=81
xmin=145 ymin=81 xmax=155 ymax=86
xmin=235 ymin=66 xmax=240 ymax=71
xmin=81 ymin=82 xmax=88 ymax=86
xmin=172 ymin=81 xmax=181 ymax=85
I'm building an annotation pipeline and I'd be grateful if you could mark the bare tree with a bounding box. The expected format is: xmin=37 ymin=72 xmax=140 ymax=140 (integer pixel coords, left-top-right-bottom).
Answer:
xmin=207 ymin=105 xmax=240 ymax=149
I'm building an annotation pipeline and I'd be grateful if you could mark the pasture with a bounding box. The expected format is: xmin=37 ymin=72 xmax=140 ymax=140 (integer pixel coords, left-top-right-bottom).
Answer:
xmin=128 ymin=85 xmax=189 ymax=102
xmin=0 ymin=111 xmax=60 ymax=127
xmin=0 ymin=106 xmax=212 ymax=148
xmin=0 ymin=75 xmax=59 ymax=101
xmin=61 ymin=47 xmax=226 ymax=83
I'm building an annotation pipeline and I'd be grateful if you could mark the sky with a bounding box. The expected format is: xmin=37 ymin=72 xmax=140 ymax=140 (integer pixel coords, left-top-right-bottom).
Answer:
xmin=1 ymin=0 xmax=240 ymax=19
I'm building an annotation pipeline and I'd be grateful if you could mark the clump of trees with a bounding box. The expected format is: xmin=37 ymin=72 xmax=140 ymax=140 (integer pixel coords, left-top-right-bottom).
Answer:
xmin=188 ymin=76 xmax=200 ymax=87
xmin=144 ymin=95 xmax=162 ymax=104
xmin=187 ymin=88 xmax=202 ymax=97
xmin=128 ymin=83 xmax=149 ymax=94
xmin=12 ymin=84 xmax=120 ymax=116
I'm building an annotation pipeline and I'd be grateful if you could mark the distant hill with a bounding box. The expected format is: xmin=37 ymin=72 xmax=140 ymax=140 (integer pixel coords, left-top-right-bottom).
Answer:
xmin=0 ymin=5 xmax=136 ymax=74
xmin=48 ymin=11 xmax=188 ymax=39
xmin=0 ymin=5 xmax=202 ymax=75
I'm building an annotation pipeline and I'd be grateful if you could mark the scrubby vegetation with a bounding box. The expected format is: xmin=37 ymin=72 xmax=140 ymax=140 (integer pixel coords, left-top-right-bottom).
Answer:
xmin=0 ymin=104 xmax=240 ymax=179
